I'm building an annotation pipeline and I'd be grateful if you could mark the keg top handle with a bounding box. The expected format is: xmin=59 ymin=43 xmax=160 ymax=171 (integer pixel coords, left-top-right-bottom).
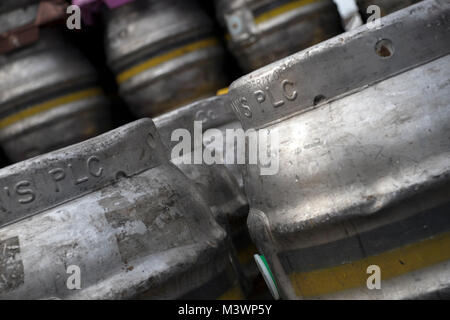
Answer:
xmin=0 ymin=119 xmax=166 ymax=228
xmin=154 ymin=95 xmax=238 ymax=153
xmin=228 ymin=0 xmax=450 ymax=131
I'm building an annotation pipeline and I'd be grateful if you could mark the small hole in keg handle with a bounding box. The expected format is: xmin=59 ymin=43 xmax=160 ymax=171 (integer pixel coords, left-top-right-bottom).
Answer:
xmin=375 ymin=39 xmax=394 ymax=58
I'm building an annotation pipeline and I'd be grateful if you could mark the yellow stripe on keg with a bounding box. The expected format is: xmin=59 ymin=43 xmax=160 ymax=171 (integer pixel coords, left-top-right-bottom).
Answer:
xmin=237 ymin=244 xmax=258 ymax=265
xmin=254 ymin=0 xmax=319 ymax=25
xmin=116 ymin=37 xmax=219 ymax=84
xmin=218 ymin=285 xmax=245 ymax=300
xmin=289 ymin=231 xmax=450 ymax=297
xmin=0 ymin=88 xmax=102 ymax=130
xmin=216 ymin=87 xmax=229 ymax=96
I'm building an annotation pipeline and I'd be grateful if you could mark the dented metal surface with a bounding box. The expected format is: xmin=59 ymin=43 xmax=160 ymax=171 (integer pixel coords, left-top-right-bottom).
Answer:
xmin=0 ymin=119 xmax=244 ymax=299
xmin=103 ymin=0 xmax=226 ymax=117
xmin=215 ymin=0 xmax=343 ymax=71
xmin=0 ymin=27 xmax=111 ymax=163
xmin=228 ymin=0 xmax=450 ymax=299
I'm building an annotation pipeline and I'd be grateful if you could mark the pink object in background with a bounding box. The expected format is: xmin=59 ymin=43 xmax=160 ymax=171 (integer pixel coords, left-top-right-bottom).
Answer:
xmin=72 ymin=0 xmax=134 ymax=24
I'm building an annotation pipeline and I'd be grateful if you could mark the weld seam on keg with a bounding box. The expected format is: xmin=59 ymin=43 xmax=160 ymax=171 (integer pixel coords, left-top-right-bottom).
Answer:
xmin=253 ymin=0 xmax=320 ymax=24
xmin=116 ymin=37 xmax=219 ymax=84
xmin=254 ymin=254 xmax=280 ymax=300
xmin=0 ymin=87 xmax=102 ymax=130
xmin=288 ymin=231 xmax=450 ymax=297
xmin=1 ymin=80 xmax=99 ymax=114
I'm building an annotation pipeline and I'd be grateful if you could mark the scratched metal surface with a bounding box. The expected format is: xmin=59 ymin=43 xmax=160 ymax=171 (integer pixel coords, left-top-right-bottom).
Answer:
xmin=103 ymin=0 xmax=226 ymax=117
xmin=0 ymin=29 xmax=111 ymax=163
xmin=215 ymin=0 xmax=344 ymax=71
xmin=0 ymin=119 xmax=243 ymax=299
xmin=228 ymin=0 xmax=450 ymax=299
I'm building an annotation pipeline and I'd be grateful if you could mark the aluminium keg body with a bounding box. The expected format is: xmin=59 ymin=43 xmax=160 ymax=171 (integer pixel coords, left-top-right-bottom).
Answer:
xmin=104 ymin=0 xmax=227 ymax=117
xmin=357 ymin=0 xmax=423 ymax=22
xmin=154 ymin=95 xmax=261 ymax=293
xmin=215 ymin=0 xmax=344 ymax=72
xmin=0 ymin=119 xmax=244 ymax=299
xmin=228 ymin=0 xmax=450 ymax=299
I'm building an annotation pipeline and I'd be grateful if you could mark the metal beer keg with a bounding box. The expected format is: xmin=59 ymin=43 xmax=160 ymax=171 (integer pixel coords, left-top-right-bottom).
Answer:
xmin=215 ymin=0 xmax=344 ymax=71
xmin=103 ymin=0 xmax=227 ymax=117
xmin=228 ymin=0 xmax=450 ymax=299
xmin=0 ymin=1 xmax=111 ymax=162
xmin=154 ymin=95 xmax=263 ymax=294
xmin=0 ymin=119 xmax=243 ymax=299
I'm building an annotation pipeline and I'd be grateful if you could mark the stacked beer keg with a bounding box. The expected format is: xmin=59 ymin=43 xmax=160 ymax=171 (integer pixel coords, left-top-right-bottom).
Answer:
xmin=229 ymin=0 xmax=450 ymax=299
xmin=357 ymin=0 xmax=423 ymax=22
xmin=0 ymin=0 xmax=448 ymax=300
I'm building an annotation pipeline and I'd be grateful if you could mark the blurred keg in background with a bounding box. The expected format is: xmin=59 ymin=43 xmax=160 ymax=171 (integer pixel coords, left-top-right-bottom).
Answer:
xmin=228 ymin=0 xmax=450 ymax=299
xmin=0 ymin=1 xmax=111 ymax=163
xmin=215 ymin=0 xmax=344 ymax=72
xmin=0 ymin=119 xmax=244 ymax=299
xmin=0 ymin=0 xmax=40 ymax=15
xmin=357 ymin=0 xmax=423 ymax=22
xmin=103 ymin=0 xmax=227 ymax=117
